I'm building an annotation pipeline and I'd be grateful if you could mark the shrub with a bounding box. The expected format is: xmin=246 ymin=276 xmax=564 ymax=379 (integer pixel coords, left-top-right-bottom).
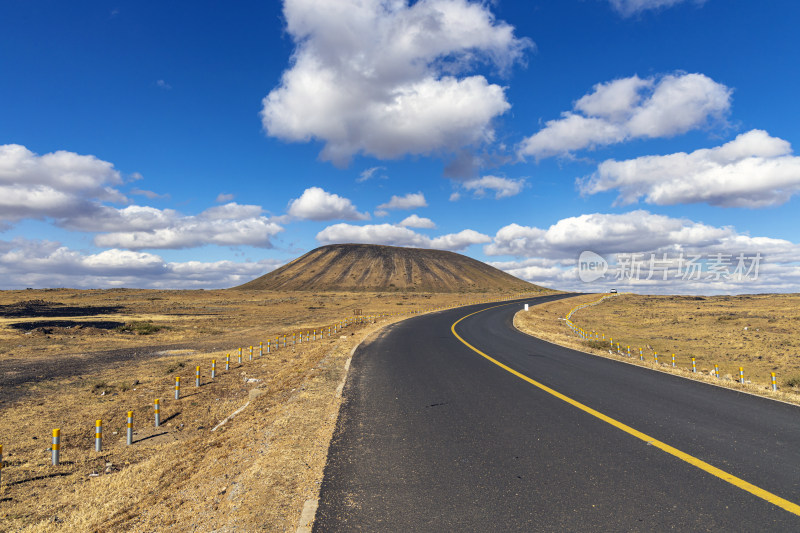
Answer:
xmin=116 ymin=321 xmax=162 ymax=335
xmin=785 ymin=374 xmax=800 ymax=388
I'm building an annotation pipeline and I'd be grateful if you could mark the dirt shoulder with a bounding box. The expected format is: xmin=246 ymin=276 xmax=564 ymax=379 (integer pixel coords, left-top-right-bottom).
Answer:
xmin=514 ymin=293 xmax=800 ymax=406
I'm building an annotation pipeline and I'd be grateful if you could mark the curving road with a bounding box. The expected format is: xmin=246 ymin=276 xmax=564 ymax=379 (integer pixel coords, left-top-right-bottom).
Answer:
xmin=314 ymin=296 xmax=800 ymax=531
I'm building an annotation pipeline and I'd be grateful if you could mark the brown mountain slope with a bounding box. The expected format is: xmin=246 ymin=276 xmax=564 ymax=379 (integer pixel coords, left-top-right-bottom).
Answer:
xmin=234 ymin=243 xmax=547 ymax=293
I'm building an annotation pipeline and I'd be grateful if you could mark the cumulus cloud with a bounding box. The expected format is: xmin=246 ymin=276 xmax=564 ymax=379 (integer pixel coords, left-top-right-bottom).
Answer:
xmin=90 ymin=203 xmax=283 ymax=250
xmin=518 ymin=73 xmax=731 ymax=160
xmin=485 ymin=210 xmax=732 ymax=259
xmin=0 ymin=144 xmax=126 ymax=224
xmin=399 ymin=214 xmax=436 ymax=229
xmin=579 ymin=130 xmax=800 ymax=208
xmin=484 ymin=210 xmax=800 ymax=294
xmin=287 ymin=187 xmax=369 ymax=221
xmin=261 ymin=0 xmax=532 ymax=165
xmin=461 ymin=175 xmax=525 ymax=199
xmin=377 ymin=192 xmax=427 ymax=210
xmin=0 ymin=238 xmax=284 ymax=289
xmin=609 ymin=0 xmax=705 ymax=17
xmin=316 ymin=222 xmax=489 ymax=251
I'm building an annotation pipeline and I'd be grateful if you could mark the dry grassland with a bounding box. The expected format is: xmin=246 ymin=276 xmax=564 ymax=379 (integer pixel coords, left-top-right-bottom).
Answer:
xmin=515 ymin=293 xmax=800 ymax=405
xmin=0 ymin=288 xmax=536 ymax=531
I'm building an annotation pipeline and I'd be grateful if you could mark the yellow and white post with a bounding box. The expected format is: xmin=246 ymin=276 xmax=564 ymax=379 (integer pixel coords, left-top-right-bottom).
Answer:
xmin=225 ymin=354 xmax=230 ymax=371
xmin=714 ymin=364 xmax=720 ymax=378
xmin=771 ymin=372 xmax=778 ymax=391
xmin=238 ymin=348 xmax=242 ymax=364
xmin=249 ymin=346 xmax=253 ymax=361
xmin=259 ymin=342 xmax=263 ymax=357
xmin=654 ymin=352 xmax=658 ymax=364
xmin=126 ymin=411 xmax=133 ymax=445
xmin=51 ymin=429 xmax=60 ymax=465
xmin=211 ymin=359 xmax=216 ymax=379
xmin=739 ymin=367 xmax=745 ymax=384
xmin=95 ymin=420 xmax=102 ymax=452
xmin=154 ymin=399 xmax=161 ymax=427
xmin=671 ymin=353 xmax=676 ymax=367
xmin=691 ymin=357 xmax=697 ymax=373
xmin=175 ymin=376 xmax=181 ymax=399
xmin=196 ymin=366 xmax=201 ymax=387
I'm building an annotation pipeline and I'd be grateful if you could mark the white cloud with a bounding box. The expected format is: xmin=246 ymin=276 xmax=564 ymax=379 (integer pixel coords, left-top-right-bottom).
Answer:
xmin=261 ymin=0 xmax=531 ymax=165
xmin=580 ymin=130 xmax=800 ymax=208
xmin=462 ymin=175 xmax=526 ymax=199
xmin=518 ymin=73 xmax=731 ymax=159
xmin=377 ymin=192 xmax=428 ymax=210
xmin=216 ymin=193 xmax=235 ymax=203
xmin=449 ymin=191 xmax=462 ymax=202
xmin=91 ymin=203 xmax=283 ymax=250
xmin=399 ymin=214 xmax=436 ymax=229
xmin=485 ymin=210 xmax=733 ymax=259
xmin=0 ymin=238 xmax=284 ymax=289
xmin=484 ymin=210 xmax=800 ymax=294
xmin=316 ymin=222 xmax=489 ymax=251
xmin=430 ymin=229 xmax=491 ymax=250
xmin=156 ymin=79 xmax=172 ymax=90
xmin=609 ymin=0 xmax=705 ymax=17
xmin=357 ymin=166 xmax=386 ymax=183
xmin=287 ymin=187 xmax=370 ymax=221
xmin=0 ymin=144 xmax=126 ymax=223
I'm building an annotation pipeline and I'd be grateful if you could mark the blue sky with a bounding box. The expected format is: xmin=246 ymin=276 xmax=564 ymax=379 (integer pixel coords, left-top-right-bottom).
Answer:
xmin=2 ymin=0 xmax=800 ymax=293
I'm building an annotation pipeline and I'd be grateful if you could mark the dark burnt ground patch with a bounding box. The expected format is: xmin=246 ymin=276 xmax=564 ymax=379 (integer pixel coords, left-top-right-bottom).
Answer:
xmin=7 ymin=320 xmax=126 ymax=331
xmin=0 ymin=300 xmax=124 ymax=318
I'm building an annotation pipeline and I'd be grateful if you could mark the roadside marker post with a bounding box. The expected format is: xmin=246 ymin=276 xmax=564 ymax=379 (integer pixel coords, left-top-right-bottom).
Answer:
xmin=739 ymin=367 xmax=745 ymax=384
xmin=196 ymin=366 xmax=201 ymax=387
xmin=126 ymin=411 xmax=133 ymax=446
xmin=0 ymin=444 xmax=3 ymax=488
xmin=249 ymin=346 xmax=253 ymax=361
xmin=51 ymin=429 xmax=60 ymax=465
xmin=654 ymin=352 xmax=658 ymax=364
xmin=672 ymin=353 xmax=676 ymax=367
xmin=259 ymin=342 xmax=263 ymax=357
xmin=627 ymin=346 xmax=630 ymax=357
xmin=714 ymin=364 xmax=720 ymax=378
xmin=175 ymin=377 xmax=181 ymax=400
xmin=691 ymin=358 xmax=697 ymax=373
xmin=639 ymin=348 xmax=643 ymax=361
xmin=225 ymin=354 xmax=230 ymax=371
xmin=211 ymin=359 xmax=216 ymax=379
xmin=154 ymin=399 xmax=161 ymax=427
xmin=771 ymin=373 xmax=778 ymax=391
xmin=95 ymin=420 xmax=102 ymax=452
xmin=238 ymin=348 xmax=242 ymax=364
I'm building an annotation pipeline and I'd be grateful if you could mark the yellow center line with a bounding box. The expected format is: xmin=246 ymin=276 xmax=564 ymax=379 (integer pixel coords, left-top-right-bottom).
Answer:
xmin=451 ymin=303 xmax=800 ymax=517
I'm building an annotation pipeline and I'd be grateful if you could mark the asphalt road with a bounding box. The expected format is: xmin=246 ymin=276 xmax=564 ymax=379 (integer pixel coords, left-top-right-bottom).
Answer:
xmin=314 ymin=295 xmax=800 ymax=531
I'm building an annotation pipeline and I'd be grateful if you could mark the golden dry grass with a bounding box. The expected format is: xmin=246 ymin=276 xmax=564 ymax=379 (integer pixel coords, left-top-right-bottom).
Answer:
xmin=514 ymin=293 xmax=800 ymax=405
xmin=0 ymin=288 xmax=544 ymax=531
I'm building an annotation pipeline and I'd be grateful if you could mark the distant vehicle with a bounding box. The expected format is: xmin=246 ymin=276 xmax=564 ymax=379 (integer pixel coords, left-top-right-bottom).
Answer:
xmin=609 ymin=289 xmax=617 ymax=293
